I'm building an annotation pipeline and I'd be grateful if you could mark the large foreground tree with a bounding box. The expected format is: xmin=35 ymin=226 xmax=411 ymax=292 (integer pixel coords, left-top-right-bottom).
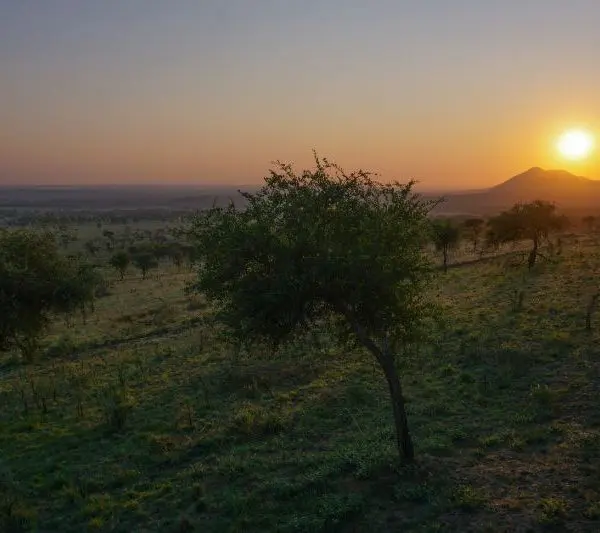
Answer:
xmin=488 ymin=200 xmax=568 ymax=269
xmin=189 ymin=155 xmax=437 ymax=461
xmin=0 ymin=230 xmax=100 ymax=360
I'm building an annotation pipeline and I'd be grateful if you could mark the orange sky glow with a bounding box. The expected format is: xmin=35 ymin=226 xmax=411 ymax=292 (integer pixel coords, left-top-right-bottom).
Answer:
xmin=1 ymin=2 xmax=598 ymax=190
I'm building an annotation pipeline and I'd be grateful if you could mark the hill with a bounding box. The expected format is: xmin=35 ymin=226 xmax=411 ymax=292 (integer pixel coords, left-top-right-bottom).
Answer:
xmin=432 ymin=167 xmax=600 ymax=215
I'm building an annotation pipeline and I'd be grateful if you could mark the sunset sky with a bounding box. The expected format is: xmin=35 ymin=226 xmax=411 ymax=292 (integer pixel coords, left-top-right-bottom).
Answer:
xmin=1 ymin=1 xmax=599 ymax=190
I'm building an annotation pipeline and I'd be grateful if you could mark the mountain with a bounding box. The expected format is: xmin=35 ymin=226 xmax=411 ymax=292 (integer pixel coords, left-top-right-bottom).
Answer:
xmin=431 ymin=167 xmax=600 ymax=215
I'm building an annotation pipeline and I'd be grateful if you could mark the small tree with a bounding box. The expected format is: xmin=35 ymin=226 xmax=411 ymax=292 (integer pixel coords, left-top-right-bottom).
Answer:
xmin=102 ymin=229 xmax=115 ymax=250
xmin=0 ymin=230 xmax=98 ymax=360
xmin=462 ymin=218 xmax=485 ymax=252
xmin=432 ymin=219 xmax=461 ymax=273
xmin=166 ymin=244 xmax=185 ymax=269
xmin=84 ymin=240 xmax=100 ymax=256
xmin=53 ymin=262 xmax=104 ymax=323
xmin=109 ymin=251 xmax=131 ymax=280
xmin=189 ymin=155 xmax=437 ymax=461
xmin=133 ymin=253 xmax=158 ymax=279
xmin=489 ymin=201 xmax=567 ymax=270
xmin=582 ymin=215 xmax=596 ymax=233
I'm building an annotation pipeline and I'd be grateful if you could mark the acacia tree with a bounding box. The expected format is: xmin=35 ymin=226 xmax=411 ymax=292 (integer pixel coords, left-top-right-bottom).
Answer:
xmin=432 ymin=219 xmax=461 ymax=273
xmin=102 ymin=229 xmax=115 ymax=250
xmin=0 ymin=230 xmax=99 ymax=360
xmin=53 ymin=262 xmax=104 ymax=324
xmin=109 ymin=251 xmax=131 ymax=280
xmin=489 ymin=200 xmax=568 ymax=269
xmin=462 ymin=218 xmax=485 ymax=252
xmin=133 ymin=252 xmax=158 ymax=279
xmin=188 ymin=156 xmax=437 ymax=461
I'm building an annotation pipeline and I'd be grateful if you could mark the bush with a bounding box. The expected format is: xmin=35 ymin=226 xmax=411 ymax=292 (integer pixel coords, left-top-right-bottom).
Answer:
xmin=0 ymin=230 xmax=99 ymax=361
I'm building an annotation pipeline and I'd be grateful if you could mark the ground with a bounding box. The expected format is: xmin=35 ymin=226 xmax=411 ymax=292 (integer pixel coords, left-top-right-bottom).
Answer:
xmin=1 ymin=233 xmax=599 ymax=532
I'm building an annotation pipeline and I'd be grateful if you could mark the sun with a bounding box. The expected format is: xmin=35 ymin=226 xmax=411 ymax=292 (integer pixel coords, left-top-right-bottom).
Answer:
xmin=557 ymin=129 xmax=594 ymax=160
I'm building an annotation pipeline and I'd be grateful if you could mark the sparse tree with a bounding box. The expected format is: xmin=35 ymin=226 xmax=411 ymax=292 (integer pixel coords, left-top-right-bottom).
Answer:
xmin=489 ymin=200 xmax=568 ymax=270
xmin=53 ymin=262 xmax=104 ymax=324
xmin=133 ymin=253 xmax=158 ymax=280
xmin=166 ymin=245 xmax=185 ymax=269
xmin=59 ymin=232 xmax=72 ymax=249
xmin=432 ymin=219 xmax=461 ymax=273
xmin=109 ymin=251 xmax=131 ymax=280
xmin=102 ymin=229 xmax=115 ymax=250
xmin=0 ymin=230 xmax=99 ymax=360
xmin=84 ymin=240 xmax=100 ymax=256
xmin=189 ymin=155 xmax=437 ymax=461
xmin=462 ymin=217 xmax=485 ymax=252
xmin=582 ymin=215 xmax=596 ymax=233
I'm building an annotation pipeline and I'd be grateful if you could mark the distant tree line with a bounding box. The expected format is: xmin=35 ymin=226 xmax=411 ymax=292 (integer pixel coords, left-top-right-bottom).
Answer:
xmin=430 ymin=200 xmax=569 ymax=271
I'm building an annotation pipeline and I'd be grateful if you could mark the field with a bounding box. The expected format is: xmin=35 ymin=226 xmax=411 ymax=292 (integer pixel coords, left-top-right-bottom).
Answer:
xmin=1 ymin=230 xmax=600 ymax=532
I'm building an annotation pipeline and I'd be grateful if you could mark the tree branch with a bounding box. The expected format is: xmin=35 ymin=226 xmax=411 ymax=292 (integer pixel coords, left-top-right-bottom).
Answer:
xmin=334 ymin=301 xmax=386 ymax=364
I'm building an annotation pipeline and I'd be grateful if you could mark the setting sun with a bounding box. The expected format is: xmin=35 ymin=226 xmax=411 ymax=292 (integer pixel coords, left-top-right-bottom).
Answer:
xmin=557 ymin=129 xmax=594 ymax=160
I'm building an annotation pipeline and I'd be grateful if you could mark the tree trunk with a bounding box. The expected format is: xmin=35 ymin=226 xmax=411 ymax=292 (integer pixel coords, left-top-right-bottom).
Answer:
xmin=528 ymin=236 xmax=538 ymax=270
xmin=340 ymin=310 xmax=415 ymax=462
xmin=379 ymin=348 xmax=414 ymax=461
xmin=586 ymin=293 xmax=599 ymax=331
xmin=442 ymin=246 xmax=448 ymax=273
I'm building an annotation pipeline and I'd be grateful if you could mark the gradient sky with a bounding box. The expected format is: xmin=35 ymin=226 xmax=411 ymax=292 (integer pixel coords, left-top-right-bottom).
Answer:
xmin=1 ymin=1 xmax=599 ymax=190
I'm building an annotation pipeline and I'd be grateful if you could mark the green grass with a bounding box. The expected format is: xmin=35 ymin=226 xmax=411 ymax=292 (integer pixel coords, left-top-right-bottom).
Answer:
xmin=1 ymin=235 xmax=600 ymax=531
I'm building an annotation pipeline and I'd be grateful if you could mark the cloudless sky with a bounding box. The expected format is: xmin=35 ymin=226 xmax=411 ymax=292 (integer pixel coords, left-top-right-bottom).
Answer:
xmin=1 ymin=1 xmax=599 ymax=189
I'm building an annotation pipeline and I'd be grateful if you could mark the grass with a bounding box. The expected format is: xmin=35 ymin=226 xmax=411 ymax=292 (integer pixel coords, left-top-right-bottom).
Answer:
xmin=1 ymin=235 xmax=600 ymax=531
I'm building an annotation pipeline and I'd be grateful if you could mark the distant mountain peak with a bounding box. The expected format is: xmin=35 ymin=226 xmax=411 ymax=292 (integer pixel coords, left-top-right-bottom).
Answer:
xmin=499 ymin=167 xmax=587 ymax=186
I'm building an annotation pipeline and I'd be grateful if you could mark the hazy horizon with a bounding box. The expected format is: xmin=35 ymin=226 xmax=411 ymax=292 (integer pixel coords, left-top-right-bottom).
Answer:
xmin=2 ymin=1 xmax=599 ymax=188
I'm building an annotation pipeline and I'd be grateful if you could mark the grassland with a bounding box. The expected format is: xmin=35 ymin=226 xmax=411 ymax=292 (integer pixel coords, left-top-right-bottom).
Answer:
xmin=1 ymin=234 xmax=600 ymax=532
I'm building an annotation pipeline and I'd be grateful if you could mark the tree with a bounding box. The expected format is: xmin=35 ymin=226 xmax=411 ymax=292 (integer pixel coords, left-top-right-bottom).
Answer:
xmin=582 ymin=215 xmax=596 ymax=233
xmin=102 ymin=229 xmax=115 ymax=250
xmin=462 ymin=218 xmax=485 ymax=252
xmin=0 ymin=230 xmax=98 ymax=360
xmin=109 ymin=251 xmax=131 ymax=280
xmin=431 ymin=219 xmax=461 ymax=273
xmin=489 ymin=200 xmax=568 ymax=270
xmin=133 ymin=253 xmax=158 ymax=279
xmin=53 ymin=262 xmax=104 ymax=324
xmin=188 ymin=155 xmax=437 ymax=461
xmin=84 ymin=240 xmax=100 ymax=256
xmin=59 ymin=232 xmax=72 ymax=249
xmin=165 ymin=244 xmax=185 ymax=269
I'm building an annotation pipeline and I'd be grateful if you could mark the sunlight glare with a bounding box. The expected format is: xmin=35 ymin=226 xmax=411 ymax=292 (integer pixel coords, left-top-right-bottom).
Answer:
xmin=557 ymin=129 xmax=594 ymax=160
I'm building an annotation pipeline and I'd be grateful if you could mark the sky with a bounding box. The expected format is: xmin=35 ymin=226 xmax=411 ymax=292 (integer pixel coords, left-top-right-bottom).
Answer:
xmin=1 ymin=1 xmax=599 ymax=190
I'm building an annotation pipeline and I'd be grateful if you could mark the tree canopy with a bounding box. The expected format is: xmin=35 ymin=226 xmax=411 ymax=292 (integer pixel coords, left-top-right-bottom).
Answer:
xmin=110 ymin=251 xmax=131 ymax=280
xmin=462 ymin=217 xmax=485 ymax=252
xmin=189 ymin=155 xmax=437 ymax=460
xmin=582 ymin=215 xmax=596 ymax=233
xmin=488 ymin=200 xmax=568 ymax=269
xmin=132 ymin=251 xmax=158 ymax=279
